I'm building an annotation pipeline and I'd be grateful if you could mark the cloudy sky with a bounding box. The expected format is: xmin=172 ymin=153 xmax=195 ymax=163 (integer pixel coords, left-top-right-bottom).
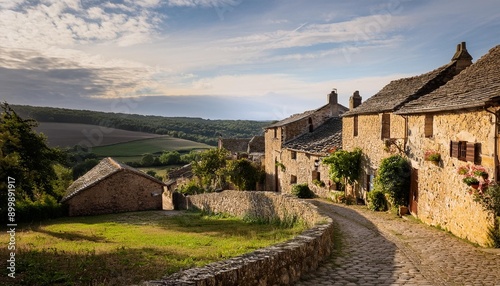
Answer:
xmin=1 ymin=0 xmax=499 ymax=120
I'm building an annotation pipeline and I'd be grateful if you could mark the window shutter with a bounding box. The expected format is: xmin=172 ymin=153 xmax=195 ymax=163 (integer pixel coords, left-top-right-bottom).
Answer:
xmin=450 ymin=141 xmax=459 ymax=158
xmin=381 ymin=114 xmax=391 ymax=139
xmin=466 ymin=142 xmax=480 ymax=164
xmin=424 ymin=115 xmax=433 ymax=138
xmin=353 ymin=115 xmax=358 ymax=137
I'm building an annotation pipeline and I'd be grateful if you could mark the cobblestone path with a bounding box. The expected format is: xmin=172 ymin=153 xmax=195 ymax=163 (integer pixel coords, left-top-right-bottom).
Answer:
xmin=296 ymin=200 xmax=500 ymax=286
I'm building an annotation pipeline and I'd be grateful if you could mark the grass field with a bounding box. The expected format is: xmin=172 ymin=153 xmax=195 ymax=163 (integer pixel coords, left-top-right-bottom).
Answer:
xmin=92 ymin=136 xmax=211 ymax=162
xmin=35 ymin=122 xmax=163 ymax=148
xmin=0 ymin=211 xmax=305 ymax=286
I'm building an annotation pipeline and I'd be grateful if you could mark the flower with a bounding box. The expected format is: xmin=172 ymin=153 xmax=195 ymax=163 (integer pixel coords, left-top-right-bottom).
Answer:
xmin=471 ymin=165 xmax=488 ymax=177
xmin=424 ymin=150 xmax=441 ymax=162
xmin=462 ymin=176 xmax=479 ymax=186
xmin=457 ymin=166 xmax=469 ymax=175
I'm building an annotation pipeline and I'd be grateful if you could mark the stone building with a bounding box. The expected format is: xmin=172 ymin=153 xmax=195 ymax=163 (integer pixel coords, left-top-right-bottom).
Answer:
xmin=342 ymin=42 xmax=473 ymax=201
xmin=264 ymin=89 xmax=348 ymax=194
xmin=218 ymin=136 xmax=265 ymax=162
xmin=62 ymin=157 xmax=169 ymax=216
xmin=394 ymin=44 xmax=500 ymax=246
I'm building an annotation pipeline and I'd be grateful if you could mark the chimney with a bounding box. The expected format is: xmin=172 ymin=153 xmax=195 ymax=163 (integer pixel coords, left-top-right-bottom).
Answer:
xmin=451 ymin=41 xmax=473 ymax=73
xmin=328 ymin=88 xmax=339 ymax=117
xmin=349 ymin=90 xmax=362 ymax=110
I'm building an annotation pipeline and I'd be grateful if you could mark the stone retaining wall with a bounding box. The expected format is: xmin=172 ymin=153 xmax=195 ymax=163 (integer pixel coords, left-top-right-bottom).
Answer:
xmin=145 ymin=191 xmax=334 ymax=286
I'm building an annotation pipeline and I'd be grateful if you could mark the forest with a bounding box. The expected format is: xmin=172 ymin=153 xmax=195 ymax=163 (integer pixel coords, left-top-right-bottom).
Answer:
xmin=11 ymin=105 xmax=271 ymax=146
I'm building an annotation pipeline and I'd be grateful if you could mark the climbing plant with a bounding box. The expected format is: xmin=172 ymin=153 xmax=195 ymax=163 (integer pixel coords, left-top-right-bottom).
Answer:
xmin=322 ymin=148 xmax=362 ymax=185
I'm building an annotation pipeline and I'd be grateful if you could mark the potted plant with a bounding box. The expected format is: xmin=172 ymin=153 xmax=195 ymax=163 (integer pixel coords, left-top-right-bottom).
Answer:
xmin=463 ymin=176 xmax=480 ymax=189
xmin=424 ymin=150 xmax=441 ymax=165
xmin=471 ymin=165 xmax=488 ymax=179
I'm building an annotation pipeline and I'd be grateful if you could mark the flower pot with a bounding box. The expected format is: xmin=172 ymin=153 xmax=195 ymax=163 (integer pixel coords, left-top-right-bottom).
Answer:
xmin=430 ymin=160 xmax=439 ymax=166
xmin=470 ymin=183 xmax=480 ymax=189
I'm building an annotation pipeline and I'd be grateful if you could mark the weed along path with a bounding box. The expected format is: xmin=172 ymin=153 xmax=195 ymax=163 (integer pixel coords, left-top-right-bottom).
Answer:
xmin=297 ymin=200 xmax=500 ymax=286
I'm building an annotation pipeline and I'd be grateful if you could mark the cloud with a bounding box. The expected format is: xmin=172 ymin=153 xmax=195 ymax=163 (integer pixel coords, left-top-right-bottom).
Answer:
xmin=166 ymin=0 xmax=241 ymax=8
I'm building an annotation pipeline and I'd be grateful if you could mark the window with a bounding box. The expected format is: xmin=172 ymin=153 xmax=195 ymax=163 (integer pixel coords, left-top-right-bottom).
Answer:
xmin=381 ymin=113 xmax=391 ymax=139
xmin=450 ymin=141 xmax=479 ymax=163
xmin=353 ymin=115 xmax=359 ymax=137
xmin=424 ymin=115 xmax=433 ymax=138
xmin=273 ymin=128 xmax=278 ymax=138
xmin=291 ymin=151 xmax=297 ymax=160
xmin=290 ymin=175 xmax=297 ymax=184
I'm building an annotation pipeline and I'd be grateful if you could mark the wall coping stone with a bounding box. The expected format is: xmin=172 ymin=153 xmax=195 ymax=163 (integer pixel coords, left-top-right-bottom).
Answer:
xmin=143 ymin=191 xmax=334 ymax=286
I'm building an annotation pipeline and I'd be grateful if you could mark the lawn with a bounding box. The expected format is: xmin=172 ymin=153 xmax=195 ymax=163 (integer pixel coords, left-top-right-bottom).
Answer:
xmin=92 ymin=136 xmax=212 ymax=162
xmin=0 ymin=211 xmax=304 ymax=286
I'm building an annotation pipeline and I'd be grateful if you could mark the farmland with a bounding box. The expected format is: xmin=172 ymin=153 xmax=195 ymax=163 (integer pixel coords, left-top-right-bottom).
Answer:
xmin=92 ymin=136 xmax=211 ymax=162
xmin=35 ymin=122 xmax=163 ymax=148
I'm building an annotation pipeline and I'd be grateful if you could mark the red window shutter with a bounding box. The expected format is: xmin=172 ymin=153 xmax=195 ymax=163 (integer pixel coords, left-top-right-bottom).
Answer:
xmin=450 ymin=141 xmax=459 ymax=158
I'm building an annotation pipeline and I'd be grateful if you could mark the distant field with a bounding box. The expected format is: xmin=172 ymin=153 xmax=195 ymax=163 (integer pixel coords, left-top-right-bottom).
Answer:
xmin=92 ymin=136 xmax=212 ymax=162
xmin=35 ymin=122 xmax=163 ymax=147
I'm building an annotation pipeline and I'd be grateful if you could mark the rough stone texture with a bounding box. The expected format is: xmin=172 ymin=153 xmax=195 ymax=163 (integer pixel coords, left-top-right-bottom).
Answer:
xmin=342 ymin=113 xmax=406 ymax=198
xmin=406 ymin=110 xmax=495 ymax=246
xmin=65 ymin=171 xmax=164 ymax=216
xmin=279 ymin=149 xmax=335 ymax=198
xmin=146 ymin=191 xmax=334 ymax=286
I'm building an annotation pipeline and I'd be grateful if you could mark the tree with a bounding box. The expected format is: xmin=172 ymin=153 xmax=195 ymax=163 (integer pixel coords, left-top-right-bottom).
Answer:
xmin=225 ymin=159 xmax=263 ymax=191
xmin=141 ymin=153 xmax=155 ymax=167
xmin=159 ymin=151 xmax=181 ymax=165
xmin=0 ymin=103 xmax=62 ymax=201
xmin=192 ymin=148 xmax=229 ymax=189
xmin=322 ymin=148 xmax=362 ymax=185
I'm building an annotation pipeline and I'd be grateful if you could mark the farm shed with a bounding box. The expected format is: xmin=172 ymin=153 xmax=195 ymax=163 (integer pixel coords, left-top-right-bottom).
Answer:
xmin=62 ymin=157 xmax=169 ymax=216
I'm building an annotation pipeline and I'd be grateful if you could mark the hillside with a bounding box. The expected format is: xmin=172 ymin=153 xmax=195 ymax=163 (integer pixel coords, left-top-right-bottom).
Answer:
xmin=12 ymin=105 xmax=270 ymax=146
xmin=35 ymin=122 xmax=163 ymax=147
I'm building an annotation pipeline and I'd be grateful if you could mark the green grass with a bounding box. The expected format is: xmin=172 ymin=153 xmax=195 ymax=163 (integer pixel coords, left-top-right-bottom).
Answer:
xmin=0 ymin=211 xmax=304 ymax=286
xmin=92 ymin=136 xmax=212 ymax=161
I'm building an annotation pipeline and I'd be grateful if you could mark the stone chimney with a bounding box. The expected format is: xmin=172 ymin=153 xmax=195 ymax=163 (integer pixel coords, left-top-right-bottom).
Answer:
xmin=349 ymin=90 xmax=362 ymax=110
xmin=328 ymin=88 xmax=339 ymax=117
xmin=451 ymin=42 xmax=473 ymax=73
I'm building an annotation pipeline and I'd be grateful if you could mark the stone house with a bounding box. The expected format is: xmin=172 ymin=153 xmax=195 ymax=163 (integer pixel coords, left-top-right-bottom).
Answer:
xmin=264 ymin=89 xmax=348 ymax=193
xmin=342 ymin=42 xmax=473 ymax=202
xmin=218 ymin=136 xmax=265 ymax=162
xmin=394 ymin=44 xmax=500 ymax=246
xmin=62 ymin=157 xmax=170 ymax=216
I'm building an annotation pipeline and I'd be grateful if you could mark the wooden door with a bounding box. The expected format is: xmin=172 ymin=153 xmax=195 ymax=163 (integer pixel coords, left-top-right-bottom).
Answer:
xmin=409 ymin=168 xmax=418 ymax=215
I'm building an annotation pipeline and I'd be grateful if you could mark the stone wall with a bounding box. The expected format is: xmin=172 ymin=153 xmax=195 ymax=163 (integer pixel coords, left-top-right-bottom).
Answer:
xmin=264 ymin=126 xmax=283 ymax=191
xmin=146 ymin=191 xmax=334 ymax=285
xmin=279 ymin=149 xmax=334 ymax=198
xmin=66 ymin=171 xmax=163 ymax=216
xmin=406 ymin=110 xmax=495 ymax=246
xmin=342 ymin=113 xmax=406 ymax=198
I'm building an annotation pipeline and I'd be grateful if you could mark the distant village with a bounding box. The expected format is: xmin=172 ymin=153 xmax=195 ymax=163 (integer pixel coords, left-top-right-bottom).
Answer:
xmin=62 ymin=42 xmax=500 ymax=247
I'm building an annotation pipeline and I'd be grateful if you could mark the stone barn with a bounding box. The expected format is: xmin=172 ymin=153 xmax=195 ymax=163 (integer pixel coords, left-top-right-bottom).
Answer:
xmin=62 ymin=157 xmax=169 ymax=216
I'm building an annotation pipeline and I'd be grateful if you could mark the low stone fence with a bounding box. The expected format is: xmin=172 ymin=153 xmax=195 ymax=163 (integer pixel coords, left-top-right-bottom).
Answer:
xmin=145 ymin=191 xmax=334 ymax=286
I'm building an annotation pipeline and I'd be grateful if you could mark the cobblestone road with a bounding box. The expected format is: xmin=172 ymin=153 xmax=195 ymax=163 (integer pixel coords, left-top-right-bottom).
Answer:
xmin=296 ymin=200 xmax=500 ymax=286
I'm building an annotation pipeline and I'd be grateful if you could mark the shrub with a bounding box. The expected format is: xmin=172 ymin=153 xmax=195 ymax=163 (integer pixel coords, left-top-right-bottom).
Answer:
xmin=177 ymin=180 xmax=204 ymax=195
xmin=375 ymin=155 xmax=411 ymax=207
xmin=313 ymin=179 xmax=326 ymax=187
xmin=291 ymin=184 xmax=314 ymax=199
xmin=367 ymin=190 xmax=388 ymax=211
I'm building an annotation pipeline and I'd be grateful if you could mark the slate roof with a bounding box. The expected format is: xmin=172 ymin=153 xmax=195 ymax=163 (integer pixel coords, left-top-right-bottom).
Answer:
xmin=267 ymin=103 xmax=348 ymax=128
xmin=220 ymin=138 xmax=251 ymax=153
xmin=396 ymin=45 xmax=500 ymax=114
xmin=165 ymin=164 xmax=193 ymax=186
xmin=343 ymin=61 xmax=459 ymax=116
xmin=61 ymin=157 xmax=165 ymax=202
xmin=283 ymin=117 xmax=342 ymax=156
xmin=248 ymin=136 xmax=265 ymax=153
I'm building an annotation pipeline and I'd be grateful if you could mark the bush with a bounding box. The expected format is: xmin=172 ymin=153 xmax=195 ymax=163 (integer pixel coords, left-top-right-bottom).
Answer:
xmin=15 ymin=195 xmax=67 ymax=222
xmin=177 ymin=180 xmax=204 ymax=195
xmin=291 ymin=184 xmax=314 ymax=199
xmin=368 ymin=190 xmax=388 ymax=211
xmin=313 ymin=179 xmax=326 ymax=187
xmin=375 ymin=155 xmax=411 ymax=207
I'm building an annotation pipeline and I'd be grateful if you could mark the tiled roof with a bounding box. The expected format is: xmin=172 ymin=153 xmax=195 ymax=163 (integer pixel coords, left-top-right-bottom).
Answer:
xmin=167 ymin=164 xmax=193 ymax=180
xmin=343 ymin=61 xmax=459 ymax=116
xmin=220 ymin=138 xmax=251 ymax=153
xmin=396 ymin=45 xmax=500 ymax=114
xmin=266 ymin=103 xmax=348 ymax=128
xmin=283 ymin=117 xmax=342 ymax=156
xmin=61 ymin=157 xmax=165 ymax=202
xmin=248 ymin=136 xmax=265 ymax=153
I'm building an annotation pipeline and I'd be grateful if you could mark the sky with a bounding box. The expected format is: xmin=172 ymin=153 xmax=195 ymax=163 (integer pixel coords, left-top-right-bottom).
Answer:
xmin=1 ymin=0 xmax=499 ymax=121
